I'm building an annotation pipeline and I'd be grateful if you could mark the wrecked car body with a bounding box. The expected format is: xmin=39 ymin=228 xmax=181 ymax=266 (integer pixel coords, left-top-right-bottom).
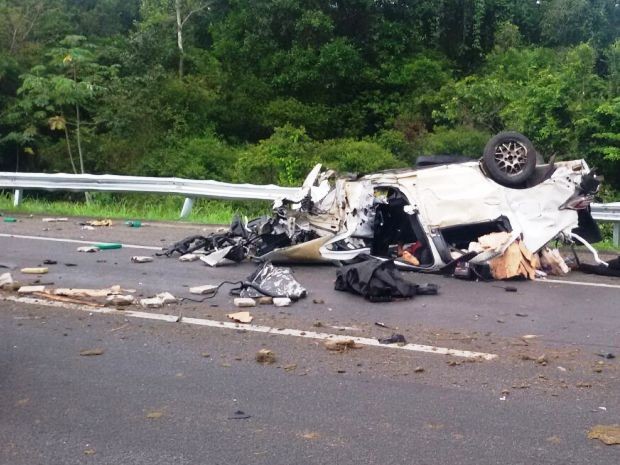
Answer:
xmin=163 ymin=132 xmax=604 ymax=273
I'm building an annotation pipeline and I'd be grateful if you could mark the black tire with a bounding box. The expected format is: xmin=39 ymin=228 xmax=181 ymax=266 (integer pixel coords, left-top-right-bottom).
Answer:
xmin=482 ymin=132 xmax=537 ymax=186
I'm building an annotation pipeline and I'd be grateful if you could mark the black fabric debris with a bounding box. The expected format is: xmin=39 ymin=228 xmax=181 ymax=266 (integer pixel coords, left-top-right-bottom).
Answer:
xmin=378 ymin=333 xmax=407 ymax=344
xmin=579 ymin=256 xmax=620 ymax=278
xmin=334 ymin=259 xmax=438 ymax=301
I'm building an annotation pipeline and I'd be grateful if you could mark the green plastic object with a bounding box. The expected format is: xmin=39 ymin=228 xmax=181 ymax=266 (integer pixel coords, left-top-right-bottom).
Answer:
xmin=95 ymin=242 xmax=123 ymax=250
xmin=125 ymin=220 xmax=142 ymax=227
xmin=3 ymin=217 xmax=17 ymax=223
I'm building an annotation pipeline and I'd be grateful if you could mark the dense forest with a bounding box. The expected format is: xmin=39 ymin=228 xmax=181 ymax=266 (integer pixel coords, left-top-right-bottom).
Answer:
xmin=0 ymin=0 xmax=618 ymax=192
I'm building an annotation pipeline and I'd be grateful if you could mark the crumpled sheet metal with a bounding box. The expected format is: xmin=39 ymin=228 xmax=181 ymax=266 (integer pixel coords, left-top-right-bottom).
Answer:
xmin=240 ymin=262 xmax=307 ymax=300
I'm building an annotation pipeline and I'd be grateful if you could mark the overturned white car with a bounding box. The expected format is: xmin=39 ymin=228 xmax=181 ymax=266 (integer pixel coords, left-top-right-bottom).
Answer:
xmin=254 ymin=132 xmax=604 ymax=270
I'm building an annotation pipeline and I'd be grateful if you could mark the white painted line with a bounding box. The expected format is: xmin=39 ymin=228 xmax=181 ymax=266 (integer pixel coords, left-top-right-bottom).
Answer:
xmin=2 ymin=295 xmax=497 ymax=360
xmin=0 ymin=233 xmax=161 ymax=251
xmin=539 ymin=278 xmax=620 ymax=290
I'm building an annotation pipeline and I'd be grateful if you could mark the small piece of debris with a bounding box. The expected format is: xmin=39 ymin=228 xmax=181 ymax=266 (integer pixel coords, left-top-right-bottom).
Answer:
xmin=18 ymin=285 xmax=46 ymax=294
xmin=312 ymin=298 xmax=325 ymax=304
xmin=227 ymin=311 xmax=253 ymax=323
xmin=576 ymin=381 xmax=592 ymax=388
xmin=257 ymin=296 xmax=273 ymax=305
xmin=131 ymin=256 xmax=153 ymax=263
xmin=283 ymin=364 xmax=297 ymax=371
xmin=83 ymin=449 xmax=96 ymax=456
xmin=42 ymin=260 xmax=57 ymax=265
xmin=521 ymin=334 xmax=538 ymax=340
xmin=255 ymin=349 xmax=276 ymax=364
xmin=300 ymin=432 xmax=320 ymax=440
xmin=146 ymin=411 xmax=164 ymax=419
xmin=42 ymin=217 xmax=68 ymax=223
xmin=228 ymin=410 xmax=251 ymax=420
xmin=79 ymin=348 xmax=104 ymax=356
xmin=377 ymin=333 xmax=406 ymax=345
xmin=77 ymin=246 xmax=99 ymax=253
xmin=515 ymin=313 xmax=529 ymax=317
xmin=179 ymin=254 xmax=199 ymax=262
xmin=233 ymin=298 xmax=256 ymax=308
xmin=201 ymin=352 xmax=210 ymax=358
xmin=414 ymin=366 xmax=425 ymax=373
xmin=106 ymin=295 xmax=134 ymax=306
xmin=587 ymin=425 xmax=620 ymax=445
xmin=374 ymin=321 xmax=390 ymax=329
xmin=336 ymin=369 xmax=346 ymax=374
xmin=273 ymin=297 xmax=292 ymax=307
xmin=189 ymin=284 xmax=218 ymax=295
xmin=20 ymin=267 xmax=48 ymax=275
xmin=324 ymin=339 xmax=358 ymax=352
xmin=597 ymin=352 xmax=615 ymax=359
xmin=312 ymin=321 xmax=323 ymax=328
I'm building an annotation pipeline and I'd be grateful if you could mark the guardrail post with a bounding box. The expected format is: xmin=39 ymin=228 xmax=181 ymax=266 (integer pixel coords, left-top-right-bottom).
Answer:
xmin=180 ymin=197 xmax=194 ymax=219
xmin=13 ymin=189 xmax=22 ymax=207
xmin=614 ymin=223 xmax=619 ymax=247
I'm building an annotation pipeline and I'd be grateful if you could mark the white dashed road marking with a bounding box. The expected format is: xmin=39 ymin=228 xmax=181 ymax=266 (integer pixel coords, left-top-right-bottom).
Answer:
xmin=2 ymin=295 xmax=498 ymax=360
xmin=0 ymin=233 xmax=161 ymax=251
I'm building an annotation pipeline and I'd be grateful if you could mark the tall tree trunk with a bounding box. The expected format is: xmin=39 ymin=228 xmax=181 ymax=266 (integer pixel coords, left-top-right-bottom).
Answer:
xmin=63 ymin=126 xmax=78 ymax=175
xmin=176 ymin=0 xmax=185 ymax=78
xmin=75 ymin=103 xmax=90 ymax=203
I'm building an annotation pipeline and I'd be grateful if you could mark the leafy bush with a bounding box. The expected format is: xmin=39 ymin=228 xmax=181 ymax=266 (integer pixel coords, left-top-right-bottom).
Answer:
xmin=141 ymin=132 xmax=238 ymax=181
xmin=413 ymin=126 xmax=490 ymax=158
xmin=314 ymin=139 xmax=403 ymax=174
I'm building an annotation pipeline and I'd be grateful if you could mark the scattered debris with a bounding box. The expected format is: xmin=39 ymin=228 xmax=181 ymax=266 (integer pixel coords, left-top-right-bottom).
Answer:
xmin=83 ymin=449 xmax=96 ymax=456
xmin=515 ymin=313 xmax=529 ymax=317
xmin=233 ymin=298 xmax=256 ymax=308
xmin=299 ymin=432 xmax=320 ymax=440
xmin=85 ymin=219 xmax=113 ymax=227
xmin=521 ymin=334 xmax=537 ymax=340
xmin=227 ymin=410 xmax=251 ymax=420
xmin=228 ymin=311 xmax=253 ymax=323
xmin=189 ymin=284 xmax=218 ymax=295
xmin=52 ymin=285 xmax=125 ymax=298
xmin=77 ymin=246 xmax=99 ymax=253
xmin=540 ymin=247 xmax=570 ymax=276
xmin=0 ymin=272 xmax=14 ymax=289
xmin=179 ymin=253 xmax=199 ymax=262
xmin=42 ymin=217 xmax=68 ymax=223
xmin=255 ymin=349 xmax=276 ymax=364
xmin=125 ymin=220 xmax=142 ymax=227
xmin=42 ymin=259 xmax=57 ymax=265
xmin=79 ymin=348 xmax=105 ymax=356
xmin=3 ymin=217 xmax=17 ymax=223
xmin=140 ymin=292 xmax=177 ymax=308
xmin=106 ymin=295 xmax=135 ymax=306
xmin=131 ymin=256 xmax=153 ymax=263
xmin=33 ymin=292 xmax=104 ymax=307
xmin=95 ymin=242 xmax=122 ymax=250
xmin=145 ymin=411 xmax=164 ymax=420
xmin=587 ymin=425 xmax=620 ymax=445
xmin=478 ymin=234 xmax=539 ymax=280
xmin=335 ymin=259 xmax=438 ymax=301
xmin=576 ymin=382 xmax=592 ymax=388
xmin=597 ymin=352 xmax=615 ymax=359
xmin=257 ymin=296 xmax=273 ymax=305
xmin=312 ymin=298 xmax=324 ymax=304
xmin=414 ymin=366 xmax=425 ymax=373
xmin=18 ymin=285 xmax=46 ymax=294
xmin=81 ymin=225 xmax=95 ymax=231
xmin=324 ymin=339 xmax=358 ymax=351
xmin=378 ymin=333 xmax=407 ymax=345
xmin=374 ymin=321 xmax=391 ymax=329
xmin=238 ymin=262 xmax=307 ymax=301
xmin=273 ymin=297 xmax=292 ymax=307
xmin=20 ymin=267 xmax=48 ymax=274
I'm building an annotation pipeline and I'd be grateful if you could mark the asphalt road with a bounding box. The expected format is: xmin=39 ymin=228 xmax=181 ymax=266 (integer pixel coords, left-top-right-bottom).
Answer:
xmin=1 ymin=215 xmax=619 ymax=464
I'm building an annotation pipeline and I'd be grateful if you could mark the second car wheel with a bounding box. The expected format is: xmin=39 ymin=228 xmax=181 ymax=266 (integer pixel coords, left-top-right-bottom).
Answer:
xmin=482 ymin=131 xmax=537 ymax=187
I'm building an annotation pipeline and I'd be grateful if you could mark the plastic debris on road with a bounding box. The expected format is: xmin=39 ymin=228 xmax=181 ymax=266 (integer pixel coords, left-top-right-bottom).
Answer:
xmin=227 ymin=311 xmax=253 ymax=323
xmin=20 ymin=267 xmax=48 ymax=274
xmin=587 ymin=425 xmax=620 ymax=445
xmin=131 ymin=256 xmax=153 ymax=263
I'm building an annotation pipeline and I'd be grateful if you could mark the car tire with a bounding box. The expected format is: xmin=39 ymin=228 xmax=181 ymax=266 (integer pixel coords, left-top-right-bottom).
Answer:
xmin=482 ymin=132 xmax=537 ymax=186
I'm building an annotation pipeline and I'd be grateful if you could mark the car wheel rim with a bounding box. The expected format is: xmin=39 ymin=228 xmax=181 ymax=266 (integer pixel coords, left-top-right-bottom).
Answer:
xmin=494 ymin=141 xmax=527 ymax=175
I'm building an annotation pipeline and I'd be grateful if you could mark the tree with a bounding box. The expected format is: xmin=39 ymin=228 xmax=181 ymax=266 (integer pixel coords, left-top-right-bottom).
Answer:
xmin=139 ymin=0 xmax=212 ymax=77
xmin=13 ymin=36 xmax=114 ymax=175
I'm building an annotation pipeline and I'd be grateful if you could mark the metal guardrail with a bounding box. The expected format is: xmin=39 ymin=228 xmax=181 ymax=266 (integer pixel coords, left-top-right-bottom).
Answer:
xmin=0 ymin=172 xmax=303 ymax=218
xmin=591 ymin=202 xmax=620 ymax=246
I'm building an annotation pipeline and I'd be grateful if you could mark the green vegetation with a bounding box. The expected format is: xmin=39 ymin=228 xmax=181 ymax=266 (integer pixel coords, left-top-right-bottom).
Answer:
xmin=0 ymin=0 xmax=619 ymax=192
xmin=0 ymin=192 xmax=269 ymax=224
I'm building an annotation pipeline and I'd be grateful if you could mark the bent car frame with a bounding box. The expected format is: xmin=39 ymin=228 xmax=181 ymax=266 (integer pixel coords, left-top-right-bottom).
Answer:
xmin=252 ymin=132 xmax=605 ymax=270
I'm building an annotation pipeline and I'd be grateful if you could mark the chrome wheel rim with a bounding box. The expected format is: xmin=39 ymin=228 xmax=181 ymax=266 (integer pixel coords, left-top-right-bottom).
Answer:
xmin=494 ymin=140 xmax=528 ymax=175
